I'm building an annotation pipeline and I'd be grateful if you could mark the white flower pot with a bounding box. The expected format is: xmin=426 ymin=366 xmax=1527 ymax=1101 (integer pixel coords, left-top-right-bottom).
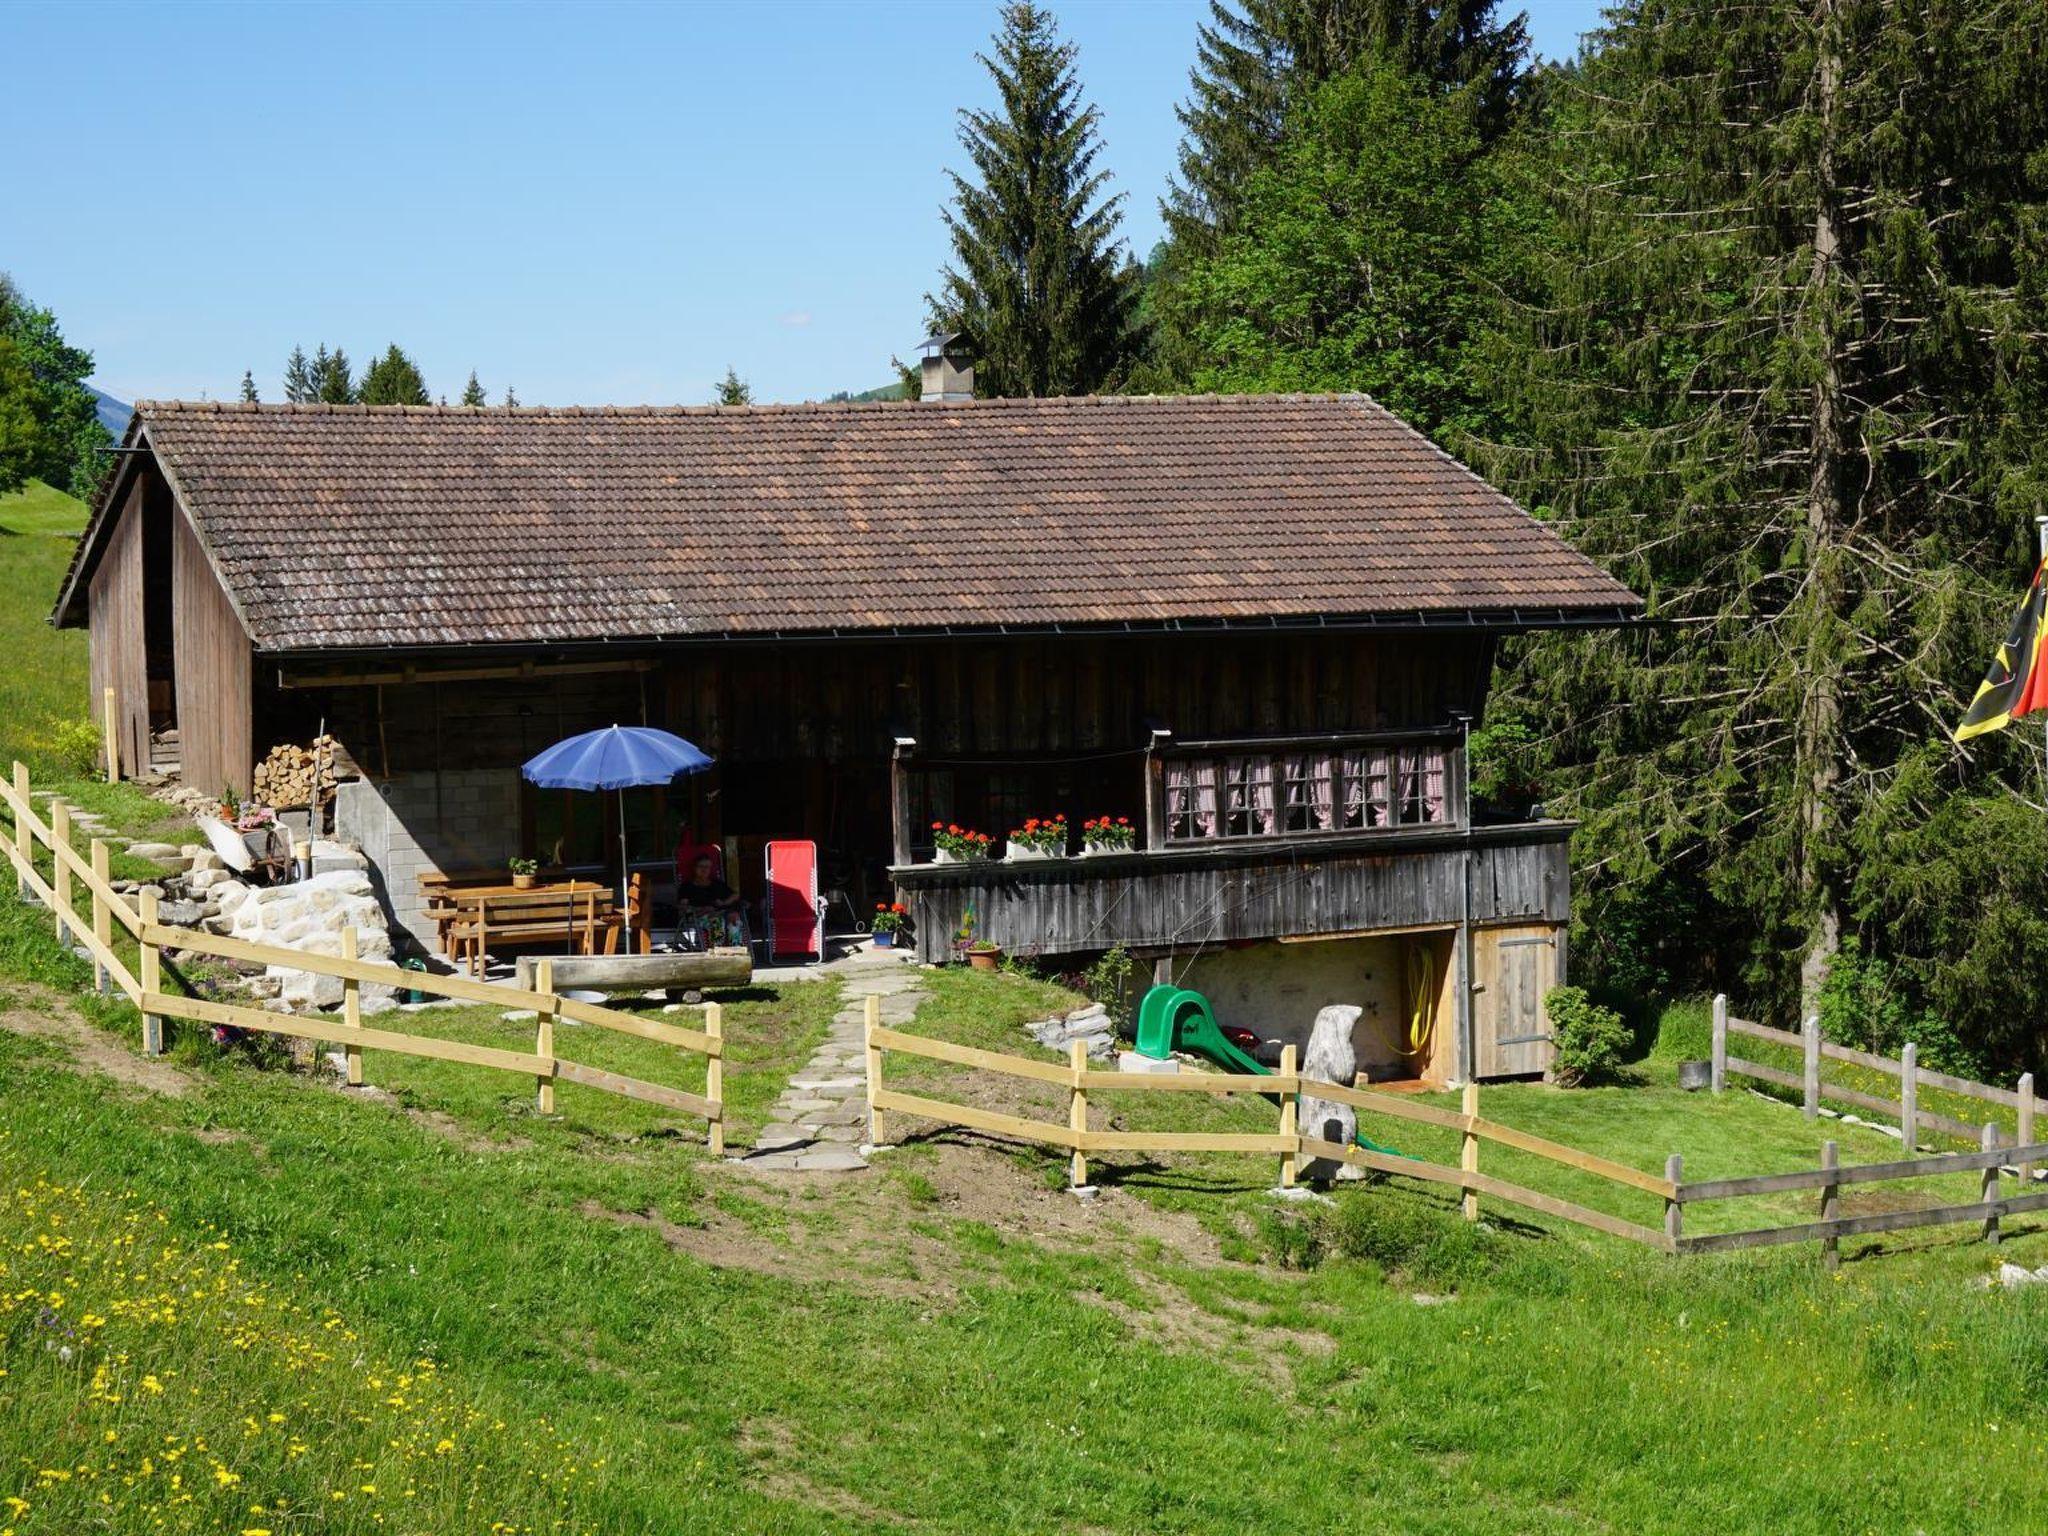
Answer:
xmin=1082 ymin=842 xmax=1129 ymax=857
xmin=1006 ymin=844 xmax=1059 ymax=862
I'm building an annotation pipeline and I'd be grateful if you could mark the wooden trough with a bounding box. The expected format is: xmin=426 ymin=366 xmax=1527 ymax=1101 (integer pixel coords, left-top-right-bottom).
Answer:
xmin=514 ymin=947 xmax=752 ymax=1000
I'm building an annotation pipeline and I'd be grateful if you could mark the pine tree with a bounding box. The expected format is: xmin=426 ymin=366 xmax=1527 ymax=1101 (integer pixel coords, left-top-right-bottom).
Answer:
xmin=1486 ymin=0 xmax=2048 ymax=1061
xmin=929 ymin=1 xmax=1142 ymax=397
xmin=1163 ymin=1 xmax=1529 ymax=259
xmin=357 ymin=344 xmax=429 ymax=406
xmin=713 ymin=367 xmax=752 ymax=406
xmin=283 ymin=345 xmax=315 ymax=404
xmin=311 ymin=345 xmax=356 ymax=405
xmin=502 ymin=386 xmax=518 ymax=408
xmin=460 ymin=371 xmax=487 ymax=408
xmin=239 ymin=370 xmax=259 ymax=404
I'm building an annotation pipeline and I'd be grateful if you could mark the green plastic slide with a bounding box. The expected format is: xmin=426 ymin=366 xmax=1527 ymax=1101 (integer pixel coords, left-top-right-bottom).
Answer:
xmin=1134 ymin=984 xmax=1269 ymax=1076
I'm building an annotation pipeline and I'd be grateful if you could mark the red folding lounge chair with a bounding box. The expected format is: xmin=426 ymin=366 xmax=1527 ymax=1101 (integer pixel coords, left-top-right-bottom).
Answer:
xmin=765 ymin=840 xmax=823 ymax=962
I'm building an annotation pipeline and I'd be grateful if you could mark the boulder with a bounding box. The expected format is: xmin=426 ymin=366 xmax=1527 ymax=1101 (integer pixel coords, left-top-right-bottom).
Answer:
xmin=129 ymin=844 xmax=181 ymax=863
xmin=187 ymin=847 xmax=226 ymax=874
xmin=155 ymin=900 xmax=206 ymax=928
xmin=1297 ymin=1004 xmax=1364 ymax=1183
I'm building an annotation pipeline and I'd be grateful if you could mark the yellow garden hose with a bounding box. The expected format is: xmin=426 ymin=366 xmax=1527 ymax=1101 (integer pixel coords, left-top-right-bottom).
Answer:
xmin=1405 ymin=941 xmax=1437 ymax=1064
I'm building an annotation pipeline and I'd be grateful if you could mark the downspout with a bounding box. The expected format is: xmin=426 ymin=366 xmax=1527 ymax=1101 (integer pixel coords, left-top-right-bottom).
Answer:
xmin=1455 ymin=711 xmax=1474 ymax=1085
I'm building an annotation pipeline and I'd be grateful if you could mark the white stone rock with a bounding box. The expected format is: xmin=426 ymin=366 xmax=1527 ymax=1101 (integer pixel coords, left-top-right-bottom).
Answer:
xmin=1118 ymin=1050 xmax=1180 ymax=1075
xmin=1298 ymin=1004 xmax=1363 ymax=1182
xmin=187 ymin=848 xmax=226 ymax=873
xmin=187 ymin=868 xmax=230 ymax=892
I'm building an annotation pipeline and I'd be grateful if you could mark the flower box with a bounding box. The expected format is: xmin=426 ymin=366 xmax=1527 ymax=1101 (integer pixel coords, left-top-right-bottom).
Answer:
xmin=1006 ymin=844 xmax=1059 ymax=862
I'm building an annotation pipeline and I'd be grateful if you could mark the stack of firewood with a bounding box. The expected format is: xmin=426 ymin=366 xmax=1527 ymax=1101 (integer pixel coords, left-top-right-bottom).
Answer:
xmin=252 ymin=736 xmax=341 ymax=810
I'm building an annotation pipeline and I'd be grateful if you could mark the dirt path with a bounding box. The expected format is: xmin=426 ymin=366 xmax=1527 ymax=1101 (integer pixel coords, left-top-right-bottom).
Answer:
xmin=0 ymin=984 xmax=198 ymax=1099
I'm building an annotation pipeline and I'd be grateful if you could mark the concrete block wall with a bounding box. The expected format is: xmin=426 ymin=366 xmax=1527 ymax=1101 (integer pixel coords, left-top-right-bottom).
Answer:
xmin=337 ymin=769 xmax=523 ymax=951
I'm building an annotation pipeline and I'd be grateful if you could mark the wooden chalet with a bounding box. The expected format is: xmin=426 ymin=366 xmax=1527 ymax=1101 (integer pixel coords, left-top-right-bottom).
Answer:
xmin=53 ymin=382 xmax=1640 ymax=1082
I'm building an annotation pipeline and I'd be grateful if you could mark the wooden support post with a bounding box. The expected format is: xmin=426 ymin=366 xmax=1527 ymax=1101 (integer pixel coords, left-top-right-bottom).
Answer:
xmin=1143 ymin=727 xmax=1172 ymax=851
xmin=138 ymin=888 xmax=163 ymax=1056
xmin=705 ymin=1002 xmax=725 ymax=1156
xmin=1277 ymin=1042 xmax=1298 ymax=1189
xmin=49 ymin=801 xmax=71 ymax=945
xmin=339 ymin=926 xmax=365 ymax=1086
xmin=1983 ymin=1121 xmax=2002 ymax=1246
xmin=2020 ymin=1073 xmax=2035 ymax=1186
xmin=1461 ymin=1080 xmax=1481 ymax=1222
xmin=1664 ymin=1153 xmax=1684 ymax=1251
xmin=534 ymin=959 xmax=557 ymax=1115
xmin=1801 ymin=1013 xmax=1821 ymax=1120
xmin=103 ymin=687 xmax=120 ymax=783
xmin=889 ymin=738 xmax=916 ymax=869
xmin=863 ymin=993 xmax=885 ymax=1148
xmin=1710 ymin=993 xmax=1728 ymax=1093
xmin=1899 ymin=1041 xmax=1918 ymax=1154
xmin=11 ymin=762 xmax=27 ymax=899
xmin=1069 ymin=1039 xmax=1089 ymax=1189
xmin=89 ymin=839 xmax=111 ymax=995
xmin=1819 ymin=1140 xmax=1840 ymax=1272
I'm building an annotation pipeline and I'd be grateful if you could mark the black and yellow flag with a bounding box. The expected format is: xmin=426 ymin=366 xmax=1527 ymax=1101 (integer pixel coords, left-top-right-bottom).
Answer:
xmin=1956 ymin=559 xmax=2048 ymax=741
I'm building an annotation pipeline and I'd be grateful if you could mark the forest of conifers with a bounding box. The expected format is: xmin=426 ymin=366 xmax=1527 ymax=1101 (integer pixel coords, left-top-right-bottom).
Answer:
xmin=1114 ymin=0 xmax=2048 ymax=1075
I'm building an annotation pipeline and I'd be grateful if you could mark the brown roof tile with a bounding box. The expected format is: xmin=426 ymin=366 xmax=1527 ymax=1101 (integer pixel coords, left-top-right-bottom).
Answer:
xmin=66 ymin=394 xmax=1639 ymax=651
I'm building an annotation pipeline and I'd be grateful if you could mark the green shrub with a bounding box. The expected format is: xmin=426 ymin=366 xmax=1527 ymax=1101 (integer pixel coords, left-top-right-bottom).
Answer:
xmin=20 ymin=715 xmax=102 ymax=777
xmin=1327 ymin=1194 xmax=1502 ymax=1288
xmin=1546 ymin=985 xmax=1630 ymax=1086
xmin=1081 ymin=944 xmax=1136 ymax=1031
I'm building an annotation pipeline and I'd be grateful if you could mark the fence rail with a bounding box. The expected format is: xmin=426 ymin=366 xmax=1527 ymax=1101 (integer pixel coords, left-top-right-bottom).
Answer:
xmin=864 ymin=1011 xmax=1678 ymax=1250
xmin=1711 ymin=993 xmax=2036 ymax=1155
xmin=0 ymin=762 xmax=724 ymax=1148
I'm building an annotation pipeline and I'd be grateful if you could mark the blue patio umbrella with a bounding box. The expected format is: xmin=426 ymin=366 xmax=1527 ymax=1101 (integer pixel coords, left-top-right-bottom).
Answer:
xmin=521 ymin=726 xmax=716 ymax=913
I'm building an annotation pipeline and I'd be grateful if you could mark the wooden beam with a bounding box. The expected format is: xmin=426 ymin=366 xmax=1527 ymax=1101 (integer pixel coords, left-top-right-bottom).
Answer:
xmin=277 ymin=657 xmax=660 ymax=690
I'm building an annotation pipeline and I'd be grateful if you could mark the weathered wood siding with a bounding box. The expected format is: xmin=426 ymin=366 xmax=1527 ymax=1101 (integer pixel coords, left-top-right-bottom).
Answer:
xmin=88 ymin=478 xmax=149 ymax=777
xmin=1473 ymin=923 xmax=1562 ymax=1078
xmin=894 ymin=824 xmax=1570 ymax=962
xmin=171 ymin=507 xmax=253 ymax=796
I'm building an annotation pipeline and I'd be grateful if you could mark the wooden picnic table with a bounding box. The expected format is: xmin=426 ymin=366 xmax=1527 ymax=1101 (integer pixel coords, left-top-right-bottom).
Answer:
xmin=428 ymin=879 xmax=619 ymax=976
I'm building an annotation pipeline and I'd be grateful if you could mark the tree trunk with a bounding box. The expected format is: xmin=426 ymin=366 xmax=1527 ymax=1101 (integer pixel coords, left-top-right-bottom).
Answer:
xmin=1797 ymin=0 xmax=1848 ymax=1017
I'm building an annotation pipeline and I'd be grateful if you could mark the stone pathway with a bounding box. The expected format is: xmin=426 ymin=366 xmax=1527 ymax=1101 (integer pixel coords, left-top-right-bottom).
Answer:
xmin=740 ymin=948 xmax=924 ymax=1173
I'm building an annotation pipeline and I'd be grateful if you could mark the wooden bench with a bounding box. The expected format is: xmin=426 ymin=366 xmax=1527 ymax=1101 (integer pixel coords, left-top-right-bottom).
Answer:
xmin=441 ymin=884 xmax=617 ymax=976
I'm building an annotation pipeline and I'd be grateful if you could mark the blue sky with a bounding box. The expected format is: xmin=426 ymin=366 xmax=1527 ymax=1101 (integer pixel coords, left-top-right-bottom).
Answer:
xmin=2 ymin=1 xmax=1608 ymax=407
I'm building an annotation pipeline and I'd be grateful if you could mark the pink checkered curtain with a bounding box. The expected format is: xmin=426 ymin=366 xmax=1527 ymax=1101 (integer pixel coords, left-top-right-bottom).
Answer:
xmin=1310 ymin=753 xmax=1335 ymax=829
xmin=1195 ymin=759 xmax=1219 ymax=837
xmin=1250 ymin=756 xmax=1277 ymax=834
xmin=1340 ymin=751 xmax=1368 ymax=828
xmin=1421 ymin=748 xmax=1447 ymax=822
xmin=1164 ymin=759 xmax=1191 ymax=839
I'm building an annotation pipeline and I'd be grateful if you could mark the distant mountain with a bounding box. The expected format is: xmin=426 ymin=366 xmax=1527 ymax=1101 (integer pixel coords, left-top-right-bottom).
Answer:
xmin=91 ymin=387 xmax=131 ymax=440
xmin=824 ymin=381 xmax=909 ymax=403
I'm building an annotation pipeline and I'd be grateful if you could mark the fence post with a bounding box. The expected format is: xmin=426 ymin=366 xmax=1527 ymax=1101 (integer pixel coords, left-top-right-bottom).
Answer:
xmin=1461 ymin=1080 xmax=1481 ymax=1222
xmin=534 ymin=959 xmax=557 ymax=1115
xmin=339 ymin=926 xmax=365 ymax=1087
xmin=103 ymin=686 xmax=120 ymax=783
xmin=1899 ymin=1041 xmax=1917 ymax=1154
xmin=49 ymin=801 xmax=72 ymax=945
xmin=11 ymin=762 xmax=27 ymax=899
xmin=1069 ymin=1039 xmax=1089 ymax=1189
xmin=1665 ymin=1153 xmax=1684 ymax=1252
xmin=137 ymin=887 xmax=163 ymax=1056
xmin=89 ymin=839 xmax=111 ymax=995
xmin=1711 ymin=994 xmax=1728 ymax=1093
xmin=2020 ymin=1073 xmax=2036 ymax=1186
xmin=1819 ymin=1140 xmax=1840 ymax=1272
xmin=704 ymin=1001 xmax=724 ymax=1156
xmin=863 ymin=993 xmax=885 ymax=1148
xmin=1802 ymin=1014 xmax=1820 ymax=1119
xmin=1983 ymin=1121 xmax=2002 ymax=1246
xmin=1277 ymin=1042 xmax=1298 ymax=1189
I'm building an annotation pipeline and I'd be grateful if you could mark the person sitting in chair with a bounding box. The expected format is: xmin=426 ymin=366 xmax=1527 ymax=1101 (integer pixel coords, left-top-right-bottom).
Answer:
xmin=677 ymin=854 xmax=743 ymax=948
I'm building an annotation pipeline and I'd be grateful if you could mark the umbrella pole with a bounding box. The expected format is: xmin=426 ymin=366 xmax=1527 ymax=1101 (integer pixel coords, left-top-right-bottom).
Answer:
xmin=618 ymin=790 xmax=631 ymax=935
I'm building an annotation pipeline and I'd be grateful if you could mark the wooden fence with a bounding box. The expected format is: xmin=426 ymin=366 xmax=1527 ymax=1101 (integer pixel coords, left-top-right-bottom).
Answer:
xmin=863 ymin=1008 xmax=1680 ymax=1251
xmin=1711 ymin=994 xmax=2035 ymax=1154
xmin=0 ymin=763 xmax=725 ymax=1147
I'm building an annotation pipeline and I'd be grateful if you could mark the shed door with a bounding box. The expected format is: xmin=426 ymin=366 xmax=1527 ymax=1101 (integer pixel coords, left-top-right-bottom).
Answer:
xmin=1474 ymin=926 xmax=1558 ymax=1079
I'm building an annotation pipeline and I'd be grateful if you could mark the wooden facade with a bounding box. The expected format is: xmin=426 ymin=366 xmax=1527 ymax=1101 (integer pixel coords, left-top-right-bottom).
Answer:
xmin=87 ymin=477 xmax=148 ymax=779
xmin=170 ymin=500 xmax=253 ymax=797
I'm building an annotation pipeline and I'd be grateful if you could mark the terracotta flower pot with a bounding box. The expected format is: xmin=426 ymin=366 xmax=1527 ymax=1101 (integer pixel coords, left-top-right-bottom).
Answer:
xmin=967 ymin=945 xmax=1001 ymax=971
xmin=511 ymin=872 xmax=536 ymax=890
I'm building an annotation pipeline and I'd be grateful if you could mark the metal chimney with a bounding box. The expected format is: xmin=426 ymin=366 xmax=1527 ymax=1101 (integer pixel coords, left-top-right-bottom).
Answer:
xmin=918 ymin=331 xmax=975 ymax=402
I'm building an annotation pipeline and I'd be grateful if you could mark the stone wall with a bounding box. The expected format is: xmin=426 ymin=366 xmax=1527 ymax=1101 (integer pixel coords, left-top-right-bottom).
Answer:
xmin=227 ymin=870 xmax=396 ymax=1011
xmin=337 ymin=769 xmax=523 ymax=950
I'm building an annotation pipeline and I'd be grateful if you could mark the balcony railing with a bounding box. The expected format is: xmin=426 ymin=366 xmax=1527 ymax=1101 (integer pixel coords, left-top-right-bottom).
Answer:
xmin=1156 ymin=730 xmax=1461 ymax=846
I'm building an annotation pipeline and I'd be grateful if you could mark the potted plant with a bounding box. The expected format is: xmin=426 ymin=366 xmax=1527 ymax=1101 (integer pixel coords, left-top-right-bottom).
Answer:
xmin=870 ymin=901 xmax=909 ymax=948
xmin=930 ymin=822 xmax=995 ymax=863
xmin=1006 ymin=815 xmax=1068 ymax=861
xmin=508 ymin=856 xmax=539 ymax=891
xmin=1080 ymin=815 xmax=1135 ymax=855
xmin=954 ymin=907 xmax=1001 ymax=970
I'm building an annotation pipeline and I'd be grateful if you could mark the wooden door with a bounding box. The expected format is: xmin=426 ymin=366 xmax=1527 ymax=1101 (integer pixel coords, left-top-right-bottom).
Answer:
xmin=1474 ymin=924 xmax=1559 ymax=1079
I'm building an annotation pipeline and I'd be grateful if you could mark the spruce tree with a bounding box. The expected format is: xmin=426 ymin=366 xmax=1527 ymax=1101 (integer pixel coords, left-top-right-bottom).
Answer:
xmin=714 ymin=367 xmax=752 ymax=406
xmin=311 ymin=345 xmax=356 ymax=404
xmin=1163 ymin=0 xmax=1529 ymax=258
xmin=460 ymin=371 xmax=487 ymax=408
xmin=1486 ymin=0 xmax=2048 ymax=1060
xmin=282 ymin=345 xmax=314 ymax=404
xmin=502 ymin=386 xmax=518 ymax=408
xmin=239 ymin=370 xmax=259 ymax=404
xmin=357 ymin=344 xmax=429 ymax=406
xmin=929 ymin=1 xmax=1142 ymax=397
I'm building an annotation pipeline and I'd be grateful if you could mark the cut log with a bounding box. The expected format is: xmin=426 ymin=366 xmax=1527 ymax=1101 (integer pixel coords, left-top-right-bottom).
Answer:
xmin=514 ymin=948 xmax=753 ymax=996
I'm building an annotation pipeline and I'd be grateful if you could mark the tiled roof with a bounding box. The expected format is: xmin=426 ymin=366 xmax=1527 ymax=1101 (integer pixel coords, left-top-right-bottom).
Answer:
xmin=63 ymin=395 xmax=1639 ymax=652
